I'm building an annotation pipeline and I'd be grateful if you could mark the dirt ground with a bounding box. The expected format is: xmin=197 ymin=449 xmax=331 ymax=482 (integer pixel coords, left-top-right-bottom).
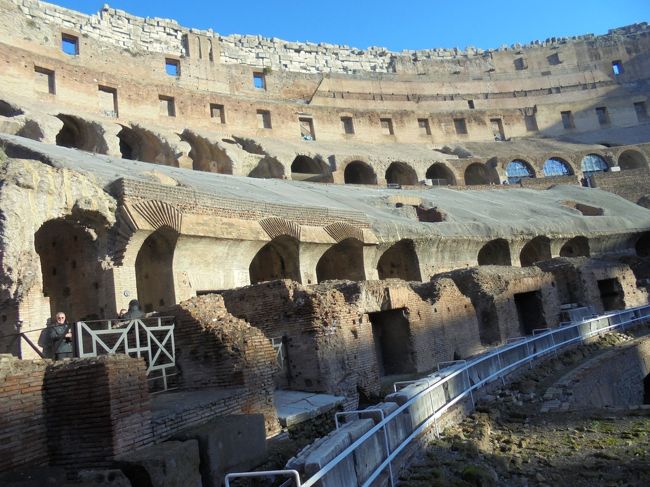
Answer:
xmin=400 ymin=331 xmax=650 ymax=487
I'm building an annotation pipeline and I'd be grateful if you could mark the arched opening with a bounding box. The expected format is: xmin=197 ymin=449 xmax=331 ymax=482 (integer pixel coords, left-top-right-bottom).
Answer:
xmin=117 ymin=125 xmax=178 ymax=166
xmin=543 ymin=157 xmax=573 ymax=177
xmin=248 ymin=157 xmax=285 ymax=179
xmin=135 ymin=227 xmax=178 ymax=313
xmin=635 ymin=232 xmax=650 ymax=257
xmin=425 ymin=163 xmax=456 ymax=185
xmin=180 ymin=130 xmax=233 ymax=174
xmin=385 ymin=162 xmax=418 ymax=186
xmin=35 ymin=219 xmax=103 ymax=320
xmin=618 ymin=150 xmax=648 ymax=171
xmin=344 ymin=161 xmax=377 ymax=185
xmin=55 ymin=114 xmax=108 ymax=154
xmin=560 ymin=236 xmax=590 ymax=257
xmin=316 ymin=238 xmax=365 ymax=282
xmin=249 ymin=236 xmax=300 ymax=284
xmin=520 ymin=236 xmax=552 ymax=267
xmin=581 ymin=153 xmax=609 ymax=176
xmin=464 ymin=163 xmax=490 ymax=185
xmin=506 ymin=159 xmax=535 ymax=184
xmin=377 ymin=240 xmax=421 ymax=281
xmin=477 ymin=239 xmax=512 ymax=266
xmin=290 ymin=156 xmax=333 ymax=183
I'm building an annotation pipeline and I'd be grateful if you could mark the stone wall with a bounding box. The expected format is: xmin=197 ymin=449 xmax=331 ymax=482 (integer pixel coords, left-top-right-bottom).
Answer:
xmin=8 ymin=1 xmax=650 ymax=75
xmin=592 ymin=168 xmax=650 ymax=205
xmin=542 ymin=334 xmax=650 ymax=410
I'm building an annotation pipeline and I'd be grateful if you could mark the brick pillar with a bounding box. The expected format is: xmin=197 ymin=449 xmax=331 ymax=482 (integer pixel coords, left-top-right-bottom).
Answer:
xmin=44 ymin=355 xmax=153 ymax=471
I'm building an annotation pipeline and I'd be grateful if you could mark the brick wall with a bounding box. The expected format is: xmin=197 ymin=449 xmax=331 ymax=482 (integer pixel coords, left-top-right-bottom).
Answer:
xmin=162 ymin=294 xmax=279 ymax=434
xmin=43 ymin=355 xmax=153 ymax=471
xmin=592 ymin=168 xmax=650 ymax=205
xmin=0 ymin=355 xmax=48 ymax=472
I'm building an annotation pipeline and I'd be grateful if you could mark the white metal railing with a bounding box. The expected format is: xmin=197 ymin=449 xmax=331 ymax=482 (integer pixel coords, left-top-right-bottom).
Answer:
xmin=75 ymin=316 xmax=176 ymax=391
xmin=226 ymin=304 xmax=650 ymax=487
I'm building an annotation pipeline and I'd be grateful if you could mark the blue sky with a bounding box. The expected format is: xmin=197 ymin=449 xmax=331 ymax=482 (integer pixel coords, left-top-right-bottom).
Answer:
xmin=49 ymin=0 xmax=649 ymax=51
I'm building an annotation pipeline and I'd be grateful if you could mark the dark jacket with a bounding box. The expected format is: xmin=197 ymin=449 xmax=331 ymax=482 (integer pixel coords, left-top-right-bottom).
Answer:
xmin=48 ymin=323 xmax=73 ymax=359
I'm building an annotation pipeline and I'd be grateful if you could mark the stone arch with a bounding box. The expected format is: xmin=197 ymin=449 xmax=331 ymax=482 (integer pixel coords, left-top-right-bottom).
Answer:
xmin=290 ymin=155 xmax=333 ymax=182
xmin=248 ymin=157 xmax=285 ymax=179
xmin=477 ymin=239 xmax=512 ymax=266
xmin=249 ymin=235 xmax=300 ymax=284
xmin=385 ymin=162 xmax=418 ymax=186
xmin=34 ymin=219 xmax=103 ymax=320
xmin=135 ymin=226 xmax=178 ymax=313
xmin=55 ymin=114 xmax=108 ymax=154
xmin=425 ymin=163 xmax=456 ymax=185
xmin=316 ymin=238 xmax=365 ymax=282
xmin=506 ymin=159 xmax=536 ymax=184
xmin=543 ymin=157 xmax=574 ymax=177
xmin=618 ymin=150 xmax=648 ymax=171
xmin=117 ymin=125 xmax=178 ymax=166
xmin=377 ymin=239 xmax=421 ymax=281
xmin=581 ymin=153 xmax=609 ymax=176
xmin=520 ymin=236 xmax=552 ymax=267
xmin=635 ymin=232 xmax=650 ymax=257
xmin=560 ymin=236 xmax=590 ymax=258
xmin=344 ymin=160 xmax=377 ymax=185
xmin=464 ymin=163 xmax=497 ymax=185
xmin=179 ymin=130 xmax=233 ymax=174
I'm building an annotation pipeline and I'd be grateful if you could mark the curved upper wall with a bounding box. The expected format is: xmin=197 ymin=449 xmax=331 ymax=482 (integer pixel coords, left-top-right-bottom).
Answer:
xmin=0 ymin=0 xmax=649 ymax=148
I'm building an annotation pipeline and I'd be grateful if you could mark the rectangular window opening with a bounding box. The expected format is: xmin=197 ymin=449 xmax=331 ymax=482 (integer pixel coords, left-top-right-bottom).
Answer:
xmin=165 ymin=58 xmax=180 ymax=77
xmin=299 ymin=117 xmax=315 ymax=140
xmin=341 ymin=116 xmax=355 ymax=134
xmin=98 ymin=85 xmax=118 ymax=118
xmin=417 ymin=118 xmax=431 ymax=135
xmin=595 ymin=106 xmax=610 ymax=126
xmin=380 ymin=117 xmax=394 ymax=135
xmin=514 ymin=291 xmax=545 ymax=335
xmin=61 ymin=33 xmax=79 ymax=56
xmin=257 ymin=109 xmax=272 ymax=129
xmin=159 ymin=95 xmax=176 ymax=117
xmin=634 ymin=101 xmax=648 ymax=122
xmin=598 ymin=278 xmax=625 ymax=311
xmin=253 ymin=72 xmax=266 ymax=90
xmin=612 ymin=60 xmax=623 ymax=76
xmin=210 ymin=103 xmax=225 ymax=124
xmin=34 ymin=66 xmax=55 ymax=94
xmin=453 ymin=118 xmax=468 ymax=135
xmin=490 ymin=118 xmax=505 ymax=140
xmin=514 ymin=57 xmax=528 ymax=71
xmin=524 ymin=114 xmax=539 ymax=132
xmin=467 ymin=100 xmax=475 ymax=109
xmin=561 ymin=110 xmax=575 ymax=129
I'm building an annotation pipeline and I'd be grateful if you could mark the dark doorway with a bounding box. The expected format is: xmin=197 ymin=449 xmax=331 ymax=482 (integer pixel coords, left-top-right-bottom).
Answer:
xmin=135 ymin=227 xmax=178 ymax=313
xmin=514 ymin=291 xmax=545 ymax=335
xmin=644 ymin=374 xmax=650 ymax=405
xmin=597 ymin=278 xmax=625 ymax=311
xmin=369 ymin=309 xmax=416 ymax=376
xmin=477 ymin=239 xmax=511 ymax=266
xmin=377 ymin=240 xmax=421 ymax=281
xmin=249 ymin=236 xmax=300 ymax=284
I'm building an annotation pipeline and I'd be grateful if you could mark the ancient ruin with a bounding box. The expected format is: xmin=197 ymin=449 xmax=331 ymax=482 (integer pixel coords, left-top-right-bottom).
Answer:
xmin=0 ymin=0 xmax=650 ymax=484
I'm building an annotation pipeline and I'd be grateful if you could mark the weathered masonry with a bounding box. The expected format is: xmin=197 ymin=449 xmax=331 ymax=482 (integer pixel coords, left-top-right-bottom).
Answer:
xmin=1 ymin=0 xmax=650 ymax=481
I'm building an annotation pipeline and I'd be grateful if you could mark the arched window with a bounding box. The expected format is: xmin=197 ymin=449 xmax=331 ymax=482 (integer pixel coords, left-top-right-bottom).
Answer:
xmin=506 ymin=160 xmax=535 ymax=184
xmin=581 ymin=154 xmax=609 ymax=176
xmin=543 ymin=158 xmax=573 ymax=177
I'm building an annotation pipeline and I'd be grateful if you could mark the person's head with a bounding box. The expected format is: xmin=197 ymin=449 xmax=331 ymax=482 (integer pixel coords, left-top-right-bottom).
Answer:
xmin=119 ymin=308 xmax=127 ymax=318
xmin=55 ymin=312 xmax=66 ymax=324
xmin=128 ymin=299 xmax=141 ymax=311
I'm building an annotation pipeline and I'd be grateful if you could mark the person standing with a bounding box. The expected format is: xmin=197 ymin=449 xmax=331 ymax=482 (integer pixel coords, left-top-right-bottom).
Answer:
xmin=49 ymin=311 xmax=73 ymax=360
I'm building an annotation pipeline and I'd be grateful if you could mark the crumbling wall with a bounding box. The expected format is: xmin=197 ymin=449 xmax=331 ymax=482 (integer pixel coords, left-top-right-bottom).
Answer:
xmin=164 ymin=294 xmax=280 ymax=433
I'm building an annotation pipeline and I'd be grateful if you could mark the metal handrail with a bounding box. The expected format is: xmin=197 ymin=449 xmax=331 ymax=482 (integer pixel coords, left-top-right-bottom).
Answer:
xmin=224 ymin=470 xmax=301 ymax=487
xmin=296 ymin=304 xmax=650 ymax=487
